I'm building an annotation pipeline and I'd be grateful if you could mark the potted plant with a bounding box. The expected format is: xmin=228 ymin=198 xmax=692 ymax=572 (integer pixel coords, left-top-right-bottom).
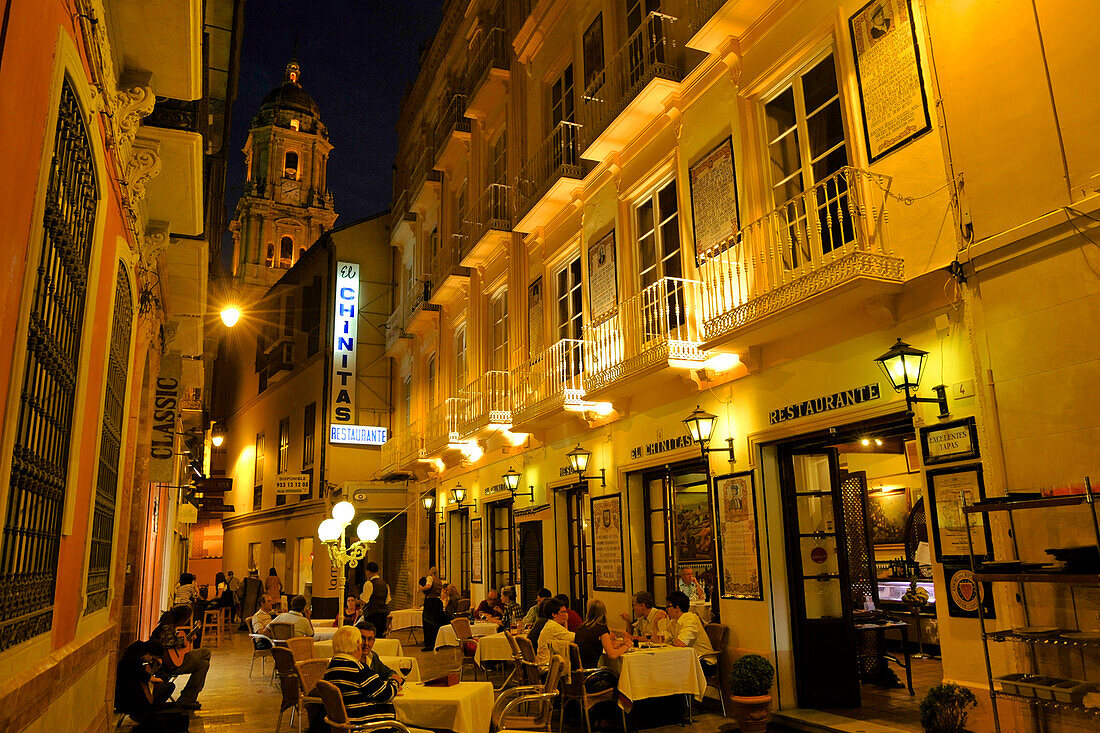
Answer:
xmin=920 ymin=683 xmax=977 ymax=732
xmin=729 ymin=653 xmax=774 ymax=733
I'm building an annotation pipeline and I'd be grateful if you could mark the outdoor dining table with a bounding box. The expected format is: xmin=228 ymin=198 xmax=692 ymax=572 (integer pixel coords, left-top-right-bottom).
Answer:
xmin=473 ymin=631 xmax=517 ymax=668
xmin=689 ymin=601 xmax=711 ymax=623
xmin=316 ymin=636 xmax=403 ymax=658
xmin=313 ymin=626 xmax=338 ymax=642
xmin=378 ymin=655 xmax=422 ymax=683
xmin=616 ymin=645 xmax=707 ymax=703
xmin=434 ymin=620 xmax=499 ymax=650
xmin=390 ymin=607 xmax=423 ymax=631
xmin=394 ymin=680 xmax=495 ymax=733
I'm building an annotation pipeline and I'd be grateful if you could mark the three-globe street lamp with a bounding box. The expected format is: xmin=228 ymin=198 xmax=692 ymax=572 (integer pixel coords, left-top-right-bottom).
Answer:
xmin=317 ymin=500 xmax=380 ymax=627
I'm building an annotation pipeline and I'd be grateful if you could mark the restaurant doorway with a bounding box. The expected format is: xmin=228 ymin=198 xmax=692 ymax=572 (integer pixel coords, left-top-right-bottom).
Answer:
xmin=772 ymin=412 xmax=941 ymax=727
xmin=555 ymin=485 xmax=589 ymax=615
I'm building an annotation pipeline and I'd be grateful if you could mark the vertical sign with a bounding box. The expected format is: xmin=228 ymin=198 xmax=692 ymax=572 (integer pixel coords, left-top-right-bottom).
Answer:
xmin=471 ymin=517 xmax=483 ymax=584
xmin=590 ymin=493 xmax=625 ymax=591
xmin=689 ymin=136 xmax=739 ymax=263
xmin=587 ymin=230 xmax=618 ymax=321
xmin=331 ymin=262 xmax=359 ymax=429
xmin=149 ymin=351 xmax=182 ymax=483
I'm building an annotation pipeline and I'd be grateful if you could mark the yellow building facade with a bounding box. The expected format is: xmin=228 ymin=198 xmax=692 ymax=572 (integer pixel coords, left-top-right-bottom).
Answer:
xmin=378 ymin=1 xmax=1098 ymax=730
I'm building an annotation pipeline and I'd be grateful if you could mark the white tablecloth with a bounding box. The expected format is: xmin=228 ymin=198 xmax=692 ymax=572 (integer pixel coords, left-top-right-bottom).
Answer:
xmin=473 ymin=632 xmax=516 ymax=666
xmin=690 ymin=602 xmax=711 ymax=623
xmin=379 ymin=655 xmax=421 ymax=683
xmin=395 ymin=681 xmax=494 ymax=733
xmin=434 ymin=621 xmax=498 ymax=650
xmin=617 ymin=646 xmax=706 ymax=702
xmin=313 ymin=627 xmax=337 ymax=642
xmin=390 ymin=608 xmax=423 ymax=631
xmin=316 ymin=636 xmax=403 ymax=658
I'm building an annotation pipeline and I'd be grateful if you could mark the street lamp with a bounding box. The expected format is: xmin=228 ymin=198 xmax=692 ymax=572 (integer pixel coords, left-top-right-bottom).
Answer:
xmin=210 ymin=422 xmax=226 ymax=448
xmin=317 ymin=500 xmax=380 ymax=627
xmin=874 ymin=338 xmax=949 ymax=418
xmin=451 ymin=483 xmax=467 ymax=506
xmin=683 ymin=406 xmax=736 ymax=462
xmin=501 ymin=467 xmax=534 ymax=500
xmin=220 ymin=306 xmax=242 ymax=327
xmin=422 ymin=493 xmax=435 ymax=513
xmin=566 ymin=445 xmax=606 ymax=488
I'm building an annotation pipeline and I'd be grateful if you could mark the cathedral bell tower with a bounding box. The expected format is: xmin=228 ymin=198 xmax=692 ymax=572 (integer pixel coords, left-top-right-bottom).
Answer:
xmin=230 ymin=58 xmax=338 ymax=298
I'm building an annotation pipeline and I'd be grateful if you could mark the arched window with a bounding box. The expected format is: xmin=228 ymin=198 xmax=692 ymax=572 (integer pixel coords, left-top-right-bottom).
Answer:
xmin=265 ymin=243 xmax=275 ymax=267
xmin=283 ymin=151 xmax=299 ymax=180
xmin=280 ymin=236 xmax=294 ymax=267
xmin=299 ymin=247 xmax=306 ymax=261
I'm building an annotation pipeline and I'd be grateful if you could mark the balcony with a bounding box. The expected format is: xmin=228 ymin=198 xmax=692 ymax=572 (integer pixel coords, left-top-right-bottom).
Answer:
xmin=433 ymin=92 xmax=471 ymax=171
xmin=379 ymin=437 xmax=399 ymax=477
xmin=584 ymin=277 xmax=707 ymax=398
xmin=514 ymin=121 xmax=588 ymax=233
xmin=397 ymin=421 xmax=426 ymax=470
xmin=687 ymin=0 xmax=777 ymax=54
xmin=409 ymin=140 xmax=442 ymax=211
xmin=458 ymin=371 xmax=512 ymax=438
xmin=384 ymin=308 xmax=412 ymax=358
xmin=698 ymin=167 xmax=904 ymax=353
xmin=461 ymin=183 xmax=512 ymax=267
xmin=511 ymin=338 xmax=586 ymax=432
xmin=390 ymin=189 xmax=411 ymax=240
xmin=579 ymin=12 xmax=684 ymax=163
xmin=406 ymin=278 xmax=440 ymax=337
xmin=424 ymin=398 xmax=467 ymax=457
xmin=466 ymin=27 xmax=510 ymax=117
xmin=430 ymin=235 xmax=471 ymax=305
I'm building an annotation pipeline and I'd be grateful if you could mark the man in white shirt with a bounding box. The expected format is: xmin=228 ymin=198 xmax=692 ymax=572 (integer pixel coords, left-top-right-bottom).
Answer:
xmin=535 ymin=599 xmax=575 ymax=665
xmin=271 ymin=594 xmax=315 ymax=637
xmin=250 ymin=594 xmax=276 ymax=650
xmin=665 ymin=591 xmax=718 ymax=674
xmin=619 ymin=591 xmax=667 ymax=640
xmin=677 ymin=567 xmax=706 ymax=601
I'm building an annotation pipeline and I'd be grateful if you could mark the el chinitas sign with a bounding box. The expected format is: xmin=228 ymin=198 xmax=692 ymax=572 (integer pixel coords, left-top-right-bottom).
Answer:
xmin=769 ymin=383 xmax=882 ymax=425
xmin=329 ymin=262 xmax=387 ymax=446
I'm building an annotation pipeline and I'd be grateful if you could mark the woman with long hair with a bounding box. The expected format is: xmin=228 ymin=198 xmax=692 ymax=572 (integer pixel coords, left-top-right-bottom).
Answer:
xmin=575 ymin=599 xmax=629 ymax=672
xmin=265 ymin=567 xmax=283 ymax=610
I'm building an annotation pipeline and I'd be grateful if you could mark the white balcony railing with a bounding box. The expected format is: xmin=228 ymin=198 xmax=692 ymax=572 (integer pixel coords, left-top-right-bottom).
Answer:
xmin=512 ymin=338 xmax=586 ymax=420
xmin=585 ymin=277 xmax=706 ymax=391
xmin=397 ymin=420 xmax=425 ymax=466
xmin=698 ymin=166 xmax=900 ymax=340
xmin=458 ymin=370 xmax=512 ymax=433
xmin=424 ymin=398 xmax=466 ymax=455
xmin=379 ymin=436 xmax=400 ymax=474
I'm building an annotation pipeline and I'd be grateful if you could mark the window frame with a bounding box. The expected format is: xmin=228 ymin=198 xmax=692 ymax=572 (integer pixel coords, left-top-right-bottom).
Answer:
xmin=454 ymin=323 xmax=467 ymax=394
xmin=254 ymin=433 xmax=265 ymax=511
xmin=489 ymin=288 xmax=509 ymax=373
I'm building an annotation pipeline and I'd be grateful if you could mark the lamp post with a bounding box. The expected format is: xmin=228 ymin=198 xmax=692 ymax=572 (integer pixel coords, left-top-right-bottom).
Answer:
xmin=451 ymin=483 xmax=467 ymax=506
xmin=317 ymin=500 xmax=380 ymax=627
xmin=566 ymin=445 xmax=605 ymax=489
xmin=683 ymin=406 xmax=736 ymax=462
xmin=210 ymin=422 xmax=226 ymax=448
xmin=501 ymin=467 xmax=534 ymax=501
xmin=874 ymin=338 xmax=949 ymax=418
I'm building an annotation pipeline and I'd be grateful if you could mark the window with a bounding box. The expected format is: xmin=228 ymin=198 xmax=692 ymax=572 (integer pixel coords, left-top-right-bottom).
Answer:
xmin=550 ymin=64 xmax=575 ymax=127
xmin=303 ymin=276 xmax=322 ymax=356
xmin=254 ymin=433 xmax=265 ymax=511
xmin=85 ymin=266 xmax=133 ymax=615
xmin=302 ymin=403 xmax=316 ymax=469
xmin=490 ymin=289 xmax=509 ymax=372
xmin=276 ymin=418 xmax=290 ymax=506
xmin=280 ymin=236 xmax=294 ymax=268
xmin=284 ymin=150 xmax=299 ymax=179
xmin=626 ymin=0 xmax=664 ymax=86
xmin=266 ymin=243 xmax=275 ymax=267
xmin=2 ymin=80 xmax=97 ymax=648
xmin=427 ymin=354 xmax=438 ymax=409
xmin=403 ymin=375 xmax=413 ymax=427
xmin=290 ymin=119 xmax=300 ymax=131
xmin=488 ymin=500 xmax=515 ymax=591
xmin=555 ymin=257 xmax=584 ymax=376
xmin=454 ymin=510 xmax=472 ymax=591
xmin=582 ymin=14 xmax=605 ymax=92
xmin=636 ymin=179 xmax=685 ymax=336
xmin=488 ymin=129 xmax=507 ymax=187
xmin=763 ymin=51 xmax=852 ymax=266
xmin=454 ymin=325 xmax=467 ymax=393
xmin=454 ymin=181 xmax=468 ymax=236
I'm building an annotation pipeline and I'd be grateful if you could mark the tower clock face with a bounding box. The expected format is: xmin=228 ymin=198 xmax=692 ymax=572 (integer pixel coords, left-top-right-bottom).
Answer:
xmin=280 ymin=180 xmax=299 ymax=204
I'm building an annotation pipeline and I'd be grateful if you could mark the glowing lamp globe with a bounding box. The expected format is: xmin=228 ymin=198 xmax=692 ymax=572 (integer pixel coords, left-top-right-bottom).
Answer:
xmin=683 ymin=406 xmax=717 ymax=446
xmin=318 ymin=518 xmax=341 ymax=542
xmin=566 ymin=445 xmax=592 ymax=476
xmin=332 ymin=501 xmax=356 ymax=526
xmin=220 ymin=307 xmax=241 ymax=328
xmin=356 ymin=519 xmax=380 ymax=543
xmin=875 ymin=338 xmax=927 ymax=392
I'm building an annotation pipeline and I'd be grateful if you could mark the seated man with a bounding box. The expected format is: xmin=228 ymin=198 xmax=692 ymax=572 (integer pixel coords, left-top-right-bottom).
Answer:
xmin=499 ymin=587 xmax=522 ymax=628
xmin=475 ymin=588 xmax=504 ymax=621
xmin=114 ymin=639 xmax=190 ymax=731
xmin=535 ymin=599 xmax=575 ymax=665
xmin=271 ymin=594 xmax=315 ymax=637
xmin=150 ymin=605 xmax=211 ymax=711
xmin=324 ymin=626 xmax=401 ymax=726
xmin=522 ymin=588 xmax=552 ymax=626
xmin=664 ymin=591 xmax=718 ymax=675
xmin=250 ymin=593 xmax=276 ymax=649
xmin=677 ymin=567 xmax=706 ymax=601
xmin=356 ymin=620 xmax=405 ymax=683
xmin=619 ymin=591 xmax=668 ymax=641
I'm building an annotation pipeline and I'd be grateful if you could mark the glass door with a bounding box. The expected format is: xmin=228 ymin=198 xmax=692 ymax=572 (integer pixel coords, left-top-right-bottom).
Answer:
xmin=779 ymin=447 xmax=860 ymax=709
xmin=563 ymin=487 xmax=589 ymax=615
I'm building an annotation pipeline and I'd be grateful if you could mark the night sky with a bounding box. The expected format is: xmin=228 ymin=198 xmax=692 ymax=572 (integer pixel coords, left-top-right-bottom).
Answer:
xmin=223 ymin=0 xmax=446 ymax=268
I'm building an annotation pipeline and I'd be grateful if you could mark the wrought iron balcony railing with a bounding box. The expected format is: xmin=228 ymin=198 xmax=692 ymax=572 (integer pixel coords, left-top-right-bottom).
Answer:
xmin=397 ymin=420 xmax=425 ymax=467
xmin=688 ymin=0 xmax=726 ymax=34
xmin=579 ymin=12 xmax=682 ymax=152
xmin=511 ymin=338 xmax=586 ymax=422
xmin=698 ymin=166 xmax=901 ymax=341
xmin=585 ymin=277 xmax=707 ymax=392
xmin=433 ymin=92 xmax=470 ymax=156
xmin=429 ymin=235 xmax=469 ymax=293
xmin=458 ymin=370 xmax=512 ymax=434
xmin=464 ymin=183 xmax=513 ymax=258
xmin=468 ymin=27 xmax=510 ymax=94
xmin=515 ymin=120 xmax=585 ymax=226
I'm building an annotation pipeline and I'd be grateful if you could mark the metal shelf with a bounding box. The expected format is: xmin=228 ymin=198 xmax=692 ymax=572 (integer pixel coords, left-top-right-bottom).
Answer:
xmin=964 ymin=494 xmax=1096 ymax=514
xmin=985 ymin=629 xmax=1100 ymax=648
xmin=973 ymin=572 xmax=1100 ymax=585
xmin=993 ymin=690 xmax=1100 ymax=719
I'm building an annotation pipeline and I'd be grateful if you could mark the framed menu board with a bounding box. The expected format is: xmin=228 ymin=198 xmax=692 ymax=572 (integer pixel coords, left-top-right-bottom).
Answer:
xmin=471 ymin=517 xmax=483 ymax=584
xmin=587 ymin=230 xmax=618 ymax=321
xmin=590 ymin=493 xmax=625 ymax=591
xmin=438 ymin=524 xmax=447 ymax=580
xmin=926 ymin=463 xmax=991 ymax=562
xmin=688 ymin=136 xmax=739 ymax=263
xmin=713 ymin=471 xmax=763 ymax=600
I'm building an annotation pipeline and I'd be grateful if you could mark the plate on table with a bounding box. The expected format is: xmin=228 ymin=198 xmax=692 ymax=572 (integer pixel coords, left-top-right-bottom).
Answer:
xmin=1061 ymin=631 xmax=1100 ymax=642
xmin=1014 ymin=626 xmax=1061 ymax=637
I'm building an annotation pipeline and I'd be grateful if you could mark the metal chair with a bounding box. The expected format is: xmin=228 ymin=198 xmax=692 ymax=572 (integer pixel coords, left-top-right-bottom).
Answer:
xmin=286 ymin=635 xmax=316 ymax=661
xmin=703 ymin=623 xmax=729 ymax=717
xmin=246 ymin=616 xmax=274 ymax=678
xmin=491 ymin=654 xmax=564 ymax=732
xmin=502 ymin=630 xmax=524 ymax=689
xmin=450 ymin=616 xmax=481 ymax=680
xmin=314 ymin=679 xmax=423 ymax=733
xmin=272 ymin=646 xmax=304 ymax=733
xmin=515 ymin=635 xmax=545 ymax=685
xmin=559 ymin=643 xmax=623 ymax=733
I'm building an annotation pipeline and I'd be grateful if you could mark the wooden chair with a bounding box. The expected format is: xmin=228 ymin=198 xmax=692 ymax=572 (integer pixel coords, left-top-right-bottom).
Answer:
xmin=313 ymin=679 xmax=420 ymax=733
xmin=286 ymin=636 xmax=315 ymax=661
xmin=201 ymin=607 xmax=223 ymax=648
xmin=515 ymin=635 xmax=545 ymax=685
xmin=272 ymin=646 xmax=304 ymax=733
xmin=490 ymin=654 xmax=564 ymax=732
xmin=450 ymin=617 xmax=481 ymax=680
xmin=559 ymin=643 xmax=623 ymax=733
xmin=703 ymin=623 xmax=730 ymax=717
xmin=270 ymin=621 xmax=295 ymax=645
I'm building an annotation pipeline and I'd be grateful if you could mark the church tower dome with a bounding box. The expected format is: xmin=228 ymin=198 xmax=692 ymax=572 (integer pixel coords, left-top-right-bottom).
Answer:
xmin=229 ymin=57 xmax=338 ymax=298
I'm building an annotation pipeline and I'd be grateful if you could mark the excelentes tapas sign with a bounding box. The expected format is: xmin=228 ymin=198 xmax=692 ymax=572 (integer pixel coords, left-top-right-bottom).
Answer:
xmin=331 ymin=261 xmax=359 ymax=434
xmin=769 ymin=383 xmax=882 ymax=425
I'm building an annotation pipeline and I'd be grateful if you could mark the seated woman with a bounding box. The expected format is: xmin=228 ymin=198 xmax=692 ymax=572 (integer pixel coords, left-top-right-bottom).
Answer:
xmin=341 ymin=595 xmax=362 ymax=627
xmin=323 ymin=626 xmax=401 ymax=726
xmin=574 ymin=600 xmax=629 ymax=676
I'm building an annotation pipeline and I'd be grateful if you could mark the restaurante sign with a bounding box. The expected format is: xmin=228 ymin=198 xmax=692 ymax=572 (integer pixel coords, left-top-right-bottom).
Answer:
xmin=768 ymin=383 xmax=881 ymax=425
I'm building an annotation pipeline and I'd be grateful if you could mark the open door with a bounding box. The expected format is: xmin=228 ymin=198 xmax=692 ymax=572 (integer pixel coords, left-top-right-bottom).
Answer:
xmin=779 ymin=447 xmax=861 ymax=708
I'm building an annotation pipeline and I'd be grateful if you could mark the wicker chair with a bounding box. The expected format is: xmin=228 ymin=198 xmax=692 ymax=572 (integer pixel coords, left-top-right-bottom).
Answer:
xmin=313 ymin=679 xmax=428 ymax=733
xmin=491 ymin=654 xmax=564 ymax=732
xmin=703 ymin=623 xmax=730 ymax=716
xmin=457 ymin=598 xmax=471 ymax=614
xmin=270 ymin=621 xmax=296 ymax=645
xmin=558 ymin=643 xmax=623 ymax=733
xmin=450 ymin=617 xmax=481 ymax=680
xmin=272 ymin=646 xmax=304 ymax=733
xmin=286 ymin=636 xmax=316 ymax=661
xmin=294 ymin=658 xmax=327 ymax=730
